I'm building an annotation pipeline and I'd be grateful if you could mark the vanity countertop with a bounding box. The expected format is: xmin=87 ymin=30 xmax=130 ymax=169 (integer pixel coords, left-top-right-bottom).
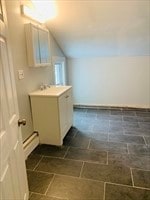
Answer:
xmin=29 ymin=85 xmax=72 ymax=97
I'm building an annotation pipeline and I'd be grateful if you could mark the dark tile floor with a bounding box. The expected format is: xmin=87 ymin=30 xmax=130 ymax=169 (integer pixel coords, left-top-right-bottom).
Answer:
xmin=26 ymin=108 xmax=150 ymax=200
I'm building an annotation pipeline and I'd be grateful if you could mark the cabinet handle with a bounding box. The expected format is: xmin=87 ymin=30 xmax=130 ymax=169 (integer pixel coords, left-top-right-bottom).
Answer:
xmin=65 ymin=95 xmax=69 ymax=98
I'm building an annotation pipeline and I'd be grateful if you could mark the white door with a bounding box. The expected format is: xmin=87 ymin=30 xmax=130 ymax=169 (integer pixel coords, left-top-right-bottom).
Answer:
xmin=0 ymin=1 xmax=29 ymax=200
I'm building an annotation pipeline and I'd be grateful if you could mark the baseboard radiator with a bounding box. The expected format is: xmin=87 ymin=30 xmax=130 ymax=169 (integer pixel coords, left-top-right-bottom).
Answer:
xmin=23 ymin=132 xmax=39 ymax=160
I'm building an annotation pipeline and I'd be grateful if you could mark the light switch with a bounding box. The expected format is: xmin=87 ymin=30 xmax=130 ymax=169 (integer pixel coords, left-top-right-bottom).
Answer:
xmin=18 ymin=70 xmax=24 ymax=80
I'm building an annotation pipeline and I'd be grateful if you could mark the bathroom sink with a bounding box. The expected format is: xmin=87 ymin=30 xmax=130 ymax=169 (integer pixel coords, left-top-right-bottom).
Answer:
xmin=29 ymin=85 xmax=72 ymax=97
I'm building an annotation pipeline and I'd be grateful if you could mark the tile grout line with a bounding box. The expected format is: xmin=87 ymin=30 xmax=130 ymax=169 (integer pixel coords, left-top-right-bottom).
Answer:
xmin=132 ymin=185 xmax=150 ymax=190
xmin=105 ymin=181 xmax=150 ymax=190
xmin=79 ymin=162 xmax=84 ymax=178
xmin=103 ymin=182 xmax=106 ymax=200
xmin=143 ymin=136 xmax=147 ymax=146
xmin=42 ymin=172 xmax=105 ymax=183
xmin=40 ymin=154 xmax=107 ymax=165
xmin=32 ymin=191 xmax=69 ymax=199
xmin=33 ymin=155 xmax=44 ymax=171
xmin=87 ymin=134 xmax=133 ymax=145
xmin=130 ymin=168 xmax=135 ymax=187
xmin=47 ymin=195 xmax=69 ymax=200
xmin=44 ymin=174 xmax=56 ymax=195
xmin=29 ymin=191 xmax=47 ymax=196
xmin=63 ymin=146 xmax=70 ymax=159
xmin=29 ymin=169 xmax=54 ymax=176
xmin=87 ymin=139 xmax=91 ymax=149
xmin=131 ymin=167 xmax=150 ymax=172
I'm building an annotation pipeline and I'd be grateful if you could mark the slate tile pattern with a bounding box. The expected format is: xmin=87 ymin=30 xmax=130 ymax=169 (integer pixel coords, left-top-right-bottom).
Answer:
xmin=46 ymin=175 xmax=104 ymax=200
xmin=81 ymin=162 xmax=132 ymax=185
xmin=35 ymin=157 xmax=83 ymax=177
xmin=132 ymin=169 xmax=150 ymax=189
xmin=65 ymin=147 xmax=107 ymax=164
xmin=26 ymin=107 xmax=150 ymax=200
xmin=105 ymin=183 xmax=150 ymax=200
xmin=27 ymin=170 xmax=54 ymax=194
xmin=89 ymin=140 xmax=128 ymax=153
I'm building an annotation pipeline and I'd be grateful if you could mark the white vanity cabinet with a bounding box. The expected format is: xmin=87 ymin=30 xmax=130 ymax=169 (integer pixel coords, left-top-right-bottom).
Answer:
xmin=25 ymin=23 xmax=51 ymax=67
xmin=29 ymin=86 xmax=73 ymax=145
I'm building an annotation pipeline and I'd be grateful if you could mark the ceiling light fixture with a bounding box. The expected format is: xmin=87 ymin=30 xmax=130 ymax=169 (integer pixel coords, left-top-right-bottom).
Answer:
xmin=21 ymin=0 xmax=57 ymax=23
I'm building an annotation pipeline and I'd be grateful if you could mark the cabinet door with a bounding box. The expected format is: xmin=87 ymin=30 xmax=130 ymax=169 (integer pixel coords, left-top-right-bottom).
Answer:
xmin=32 ymin=26 xmax=41 ymax=64
xmin=39 ymin=29 xmax=50 ymax=64
xmin=66 ymin=90 xmax=73 ymax=128
xmin=25 ymin=23 xmax=50 ymax=67
xmin=59 ymin=89 xmax=73 ymax=139
xmin=59 ymin=93 xmax=68 ymax=139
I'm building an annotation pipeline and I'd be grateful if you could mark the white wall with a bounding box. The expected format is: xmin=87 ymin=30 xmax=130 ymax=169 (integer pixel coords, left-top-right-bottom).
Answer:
xmin=46 ymin=0 xmax=150 ymax=58
xmin=67 ymin=56 xmax=150 ymax=108
xmin=6 ymin=0 xmax=65 ymax=141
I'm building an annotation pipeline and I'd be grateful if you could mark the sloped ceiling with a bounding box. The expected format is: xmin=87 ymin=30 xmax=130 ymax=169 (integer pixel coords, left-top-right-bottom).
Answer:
xmin=46 ymin=0 xmax=150 ymax=58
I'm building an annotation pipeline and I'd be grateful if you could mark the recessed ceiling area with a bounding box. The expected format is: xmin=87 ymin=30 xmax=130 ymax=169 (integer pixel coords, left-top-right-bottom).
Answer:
xmin=46 ymin=0 xmax=150 ymax=58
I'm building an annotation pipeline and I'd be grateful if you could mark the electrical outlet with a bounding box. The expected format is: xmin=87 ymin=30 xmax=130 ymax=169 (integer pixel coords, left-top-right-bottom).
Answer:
xmin=18 ymin=70 xmax=24 ymax=80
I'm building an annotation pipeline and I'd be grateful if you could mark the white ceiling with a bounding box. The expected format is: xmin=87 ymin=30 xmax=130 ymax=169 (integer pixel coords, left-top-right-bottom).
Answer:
xmin=46 ymin=0 xmax=150 ymax=58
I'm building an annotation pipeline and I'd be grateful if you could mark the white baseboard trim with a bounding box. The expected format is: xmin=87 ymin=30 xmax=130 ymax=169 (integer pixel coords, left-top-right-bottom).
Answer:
xmin=73 ymin=103 xmax=150 ymax=109
xmin=23 ymin=132 xmax=39 ymax=160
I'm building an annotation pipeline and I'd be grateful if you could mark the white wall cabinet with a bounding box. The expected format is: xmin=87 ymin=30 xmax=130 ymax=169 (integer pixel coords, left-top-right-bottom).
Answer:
xmin=29 ymin=86 xmax=73 ymax=145
xmin=25 ymin=23 xmax=51 ymax=67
